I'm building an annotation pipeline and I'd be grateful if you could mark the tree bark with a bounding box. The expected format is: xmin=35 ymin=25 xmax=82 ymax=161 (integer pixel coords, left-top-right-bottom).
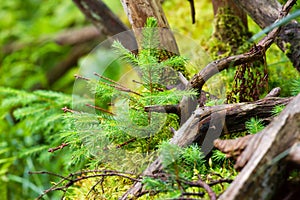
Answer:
xmin=120 ymin=0 xmax=179 ymax=54
xmin=219 ymin=93 xmax=300 ymax=200
xmin=234 ymin=0 xmax=300 ymax=71
xmin=120 ymin=96 xmax=292 ymax=199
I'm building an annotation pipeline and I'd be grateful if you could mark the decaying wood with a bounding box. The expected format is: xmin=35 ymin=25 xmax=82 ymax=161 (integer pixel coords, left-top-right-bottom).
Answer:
xmin=213 ymin=87 xmax=282 ymax=157
xmin=73 ymin=0 xmax=138 ymax=52
xmin=120 ymin=0 xmax=179 ymax=54
xmin=120 ymin=97 xmax=293 ymax=199
xmin=265 ymin=87 xmax=281 ymax=98
xmin=214 ymin=134 xmax=254 ymax=158
xmin=219 ymin=93 xmax=300 ymax=200
xmin=234 ymin=0 xmax=300 ymax=71
xmin=120 ymin=1 xmax=297 ymax=198
xmin=179 ymin=0 xmax=295 ymax=125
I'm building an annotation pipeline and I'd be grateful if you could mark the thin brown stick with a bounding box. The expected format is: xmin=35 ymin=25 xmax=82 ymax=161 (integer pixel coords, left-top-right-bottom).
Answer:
xmin=85 ymin=103 xmax=115 ymax=115
xmin=197 ymin=175 xmax=216 ymax=200
xmin=30 ymin=169 xmax=141 ymax=199
xmin=48 ymin=143 xmax=69 ymax=153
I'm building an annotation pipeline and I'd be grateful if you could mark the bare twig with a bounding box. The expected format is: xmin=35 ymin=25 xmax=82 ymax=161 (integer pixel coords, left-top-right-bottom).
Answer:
xmin=85 ymin=103 xmax=115 ymax=115
xmin=197 ymin=175 xmax=216 ymax=200
xmin=94 ymin=72 xmax=143 ymax=96
xmin=29 ymin=169 xmax=142 ymax=199
xmin=48 ymin=143 xmax=69 ymax=153
xmin=144 ymin=104 xmax=180 ymax=115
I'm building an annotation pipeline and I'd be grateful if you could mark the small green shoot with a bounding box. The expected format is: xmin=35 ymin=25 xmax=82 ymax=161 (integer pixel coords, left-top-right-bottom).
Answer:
xmin=245 ymin=117 xmax=265 ymax=134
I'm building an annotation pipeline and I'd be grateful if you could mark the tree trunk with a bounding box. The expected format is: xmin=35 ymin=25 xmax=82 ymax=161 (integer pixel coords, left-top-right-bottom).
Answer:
xmin=120 ymin=0 xmax=179 ymax=54
xmin=212 ymin=0 xmax=248 ymax=29
xmin=234 ymin=0 xmax=300 ymax=71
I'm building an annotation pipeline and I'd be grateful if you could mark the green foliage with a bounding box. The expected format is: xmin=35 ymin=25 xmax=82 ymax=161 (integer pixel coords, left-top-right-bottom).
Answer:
xmin=1 ymin=1 xmax=299 ymax=199
xmin=290 ymin=78 xmax=300 ymax=96
xmin=0 ymin=0 xmax=87 ymax=91
xmin=245 ymin=117 xmax=265 ymax=134
xmin=271 ymin=105 xmax=286 ymax=116
xmin=211 ymin=150 xmax=228 ymax=166
xmin=0 ymin=87 xmax=81 ymax=199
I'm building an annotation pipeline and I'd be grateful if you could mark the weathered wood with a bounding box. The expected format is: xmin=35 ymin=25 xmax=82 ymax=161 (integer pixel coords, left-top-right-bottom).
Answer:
xmin=120 ymin=0 xmax=179 ymax=54
xmin=234 ymin=0 xmax=300 ymax=71
xmin=213 ymin=87 xmax=282 ymax=157
xmin=54 ymin=26 xmax=100 ymax=46
xmin=214 ymin=134 xmax=254 ymax=158
xmin=120 ymin=97 xmax=292 ymax=199
xmin=179 ymin=0 xmax=295 ymax=125
xmin=219 ymin=94 xmax=300 ymax=200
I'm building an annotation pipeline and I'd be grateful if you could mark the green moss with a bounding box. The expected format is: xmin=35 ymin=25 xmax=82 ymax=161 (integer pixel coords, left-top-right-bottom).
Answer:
xmin=208 ymin=7 xmax=251 ymax=59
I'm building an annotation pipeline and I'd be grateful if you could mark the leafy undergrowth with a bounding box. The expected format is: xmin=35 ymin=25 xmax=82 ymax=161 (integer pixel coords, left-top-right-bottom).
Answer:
xmin=1 ymin=0 xmax=300 ymax=199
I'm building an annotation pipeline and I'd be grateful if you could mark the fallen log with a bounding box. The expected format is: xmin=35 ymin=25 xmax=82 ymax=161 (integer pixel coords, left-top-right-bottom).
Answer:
xmin=120 ymin=96 xmax=293 ymax=199
xmin=219 ymin=93 xmax=300 ymax=200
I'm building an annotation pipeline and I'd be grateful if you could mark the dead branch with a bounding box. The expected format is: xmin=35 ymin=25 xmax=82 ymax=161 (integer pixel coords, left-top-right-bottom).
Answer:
xmin=213 ymin=87 xmax=282 ymax=157
xmin=234 ymin=0 xmax=300 ymax=71
xmin=73 ymin=0 xmax=137 ymax=53
xmin=120 ymin=97 xmax=292 ymax=199
xmin=48 ymin=143 xmax=69 ymax=153
xmin=196 ymin=175 xmax=216 ymax=200
xmin=214 ymin=135 xmax=254 ymax=158
xmin=179 ymin=0 xmax=296 ymax=125
xmin=120 ymin=0 xmax=179 ymax=54
xmin=2 ymin=26 xmax=102 ymax=55
xmin=46 ymin=43 xmax=95 ymax=86
xmin=54 ymin=26 xmax=101 ymax=46
xmin=29 ymin=170 xmax=141 ymax=199
xmin=120 ymin=1 xmax=296 ymax=198
xmin=219 ymin=93 xmax=300 ymax=200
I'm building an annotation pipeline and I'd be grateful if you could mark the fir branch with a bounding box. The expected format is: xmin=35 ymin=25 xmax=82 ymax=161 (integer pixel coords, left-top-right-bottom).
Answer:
xmin=112 ymin=40 xmax=138 ymax=65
